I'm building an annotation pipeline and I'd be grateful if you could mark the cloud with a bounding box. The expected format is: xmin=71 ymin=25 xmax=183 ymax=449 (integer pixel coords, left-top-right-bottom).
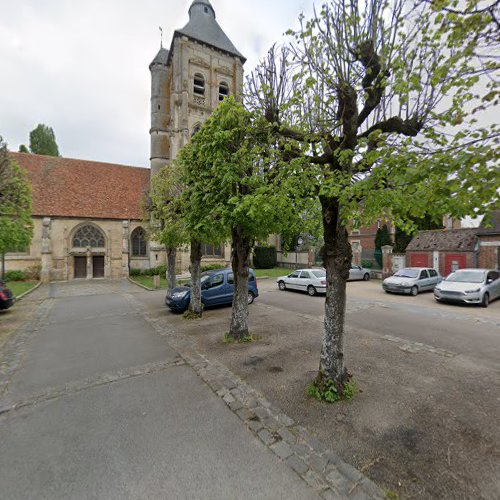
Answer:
xmin=0 ymin=0 xmax=314 ymax=167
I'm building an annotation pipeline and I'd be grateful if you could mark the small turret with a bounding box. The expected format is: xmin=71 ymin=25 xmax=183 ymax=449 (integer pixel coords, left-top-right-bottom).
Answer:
xmin=149 ymin=47 xmax=170 ymax=177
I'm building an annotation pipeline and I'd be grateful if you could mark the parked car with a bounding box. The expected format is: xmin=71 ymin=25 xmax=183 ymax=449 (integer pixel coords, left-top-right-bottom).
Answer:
xmin=382 ymin=267 xmax=441 ymax=296
xmin=165 ymin=268 xmax=258 ymax=313
xmin=277 ymin=268 xmax=327 ymax=296
xmin=434 ymin=269 xmax=500 ymax=307
xmin=349 ymin=264 xmax=371 ymax=281
xmin=0 ymin=281 xmax=14 ymax=310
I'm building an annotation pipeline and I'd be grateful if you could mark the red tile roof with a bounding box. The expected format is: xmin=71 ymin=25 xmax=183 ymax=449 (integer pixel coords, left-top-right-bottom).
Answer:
xmin=406 ymin=228 xmax=478 ymax=252
xmin=11 ymin=153 xmax=150 ymax=220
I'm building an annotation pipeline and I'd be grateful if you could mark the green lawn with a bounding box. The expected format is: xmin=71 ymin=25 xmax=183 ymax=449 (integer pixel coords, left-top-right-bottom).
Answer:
xmin=254 ymin=267 xmax=291 ymax=279
xmin=6 ymin=281 xmax=39 ymax=298
xmin=129 ymin=275 xmax=168 ymax=289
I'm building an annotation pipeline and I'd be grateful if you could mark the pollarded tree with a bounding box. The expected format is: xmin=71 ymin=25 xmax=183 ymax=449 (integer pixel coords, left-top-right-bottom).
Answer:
xmin=147 ymin=161 xmax=187 ymax=293
xmin=180 ymin=97 xmax=312 ymax=340
xmin=29 ymin=124 xmax=60 ymax=156
xmin=0 ymin=137 xmax=33 ymax=279
xmin=247 ymin=0 xmax=500 ymax=397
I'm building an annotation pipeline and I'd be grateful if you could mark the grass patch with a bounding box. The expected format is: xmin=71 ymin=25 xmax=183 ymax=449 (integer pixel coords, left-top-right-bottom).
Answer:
xmin=6 ymin=281 xmax=39 ymax=298
xmin=307 ymin=378 xmax=358 ymax=403
xmin=129 ymin=275 xmax=168 ymax=289
xmin=223 ymin=332 xmax=254 ymax=344
xmin=254 ymin=267 xmax=292 ymax=279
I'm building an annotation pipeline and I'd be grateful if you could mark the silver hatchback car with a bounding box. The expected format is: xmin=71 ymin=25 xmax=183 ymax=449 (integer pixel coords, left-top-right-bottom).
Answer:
xmin=382 ymin=267 xmax=441 ymax=296
xmin=277 ymin=268 xmax=327 ymax=296
xmin=434 ymin=269 xmax=500 ymax=307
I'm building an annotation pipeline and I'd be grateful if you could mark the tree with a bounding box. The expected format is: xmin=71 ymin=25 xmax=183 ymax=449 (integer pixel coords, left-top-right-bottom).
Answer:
xmin=374 ymin=224 xmax=393 ymax=266
xmin=147 ymin=161 xmax=186 ymax=293
xmin=29 ymin=124 xmax=60 ymax=156
xmin=180 ymin=97 xmax=311 ymax=339
xmin=247 ymin=0 xmax=499 ymax=397
xmin=18 ymin=145 xmax=29 ymax=153
xmin=0 ymin=137 xmax=33 ymax=280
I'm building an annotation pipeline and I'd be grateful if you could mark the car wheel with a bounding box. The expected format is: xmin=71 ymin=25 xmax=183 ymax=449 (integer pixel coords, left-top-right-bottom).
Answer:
xmin=278 ymin=281 xmax=286 ymax=291
xmin=410 ymin=286 xmax=418 ymax=296
xmin=307 ymin=285 xmax=317 ymax=296
xmin=482 ymin=293 xmax=489 ymax=308
xmin=248 ymin=291 xmax=255 ymax=305
xmin=363 ymin=273 xmax=370 ymax=281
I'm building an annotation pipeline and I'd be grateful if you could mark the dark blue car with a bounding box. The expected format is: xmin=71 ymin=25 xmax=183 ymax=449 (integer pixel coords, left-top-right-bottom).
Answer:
xmin=165 ymin=268 xmax=259 ymax=313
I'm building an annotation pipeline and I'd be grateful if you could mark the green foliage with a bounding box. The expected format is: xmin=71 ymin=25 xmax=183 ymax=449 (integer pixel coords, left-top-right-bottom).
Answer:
xmin=361 ymin=260 xmax=373 ymax=269
xmin=394 ymin=215 xmax=443 ymax=253
xmin=129 ymin=268 xmax=141 ymax=277
xmin=253 ymin=246 xmax=277 ymax=269
xmin=307 ymin=378 xmax=357 ymax=403
xmin=5 ymin=270 xmax=25 ymax=281
xmin=0 ymin=137 xmax=33 ymax=275
xmin=18 ymin=145 xmax=29 ymax=153
xmin=201 ymin=264 xmax=225 ymax=272
xmin=129 ymin=265 xmax=167 ymax=277
xmin=375 ymin=224 xmax=393 ymax=250
xmin=29 ymin=124 xmax=60 ymax=156
xmin=223 ymin=332 xmax=254 ymax=344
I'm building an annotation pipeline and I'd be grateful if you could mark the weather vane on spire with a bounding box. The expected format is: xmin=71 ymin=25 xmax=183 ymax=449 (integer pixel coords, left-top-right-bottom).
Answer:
xmin=159 ymin=26 xmax=163 ymax=48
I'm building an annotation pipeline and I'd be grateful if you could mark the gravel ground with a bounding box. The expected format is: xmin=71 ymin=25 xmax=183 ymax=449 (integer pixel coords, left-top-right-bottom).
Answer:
xmin=137 ymin=288 xmax=500 ymax=500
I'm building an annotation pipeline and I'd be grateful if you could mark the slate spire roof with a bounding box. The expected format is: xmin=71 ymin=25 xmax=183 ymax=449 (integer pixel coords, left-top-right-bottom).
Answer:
xmin=173 ymin=0 xmax=245 ymax=63
xmin=149 ymin=47 xmax=169 ymax=69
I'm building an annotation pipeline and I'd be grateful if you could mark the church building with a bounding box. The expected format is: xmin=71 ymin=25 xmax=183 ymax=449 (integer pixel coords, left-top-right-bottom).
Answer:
xmin=6 ymin=0 xmax=245 ymax=282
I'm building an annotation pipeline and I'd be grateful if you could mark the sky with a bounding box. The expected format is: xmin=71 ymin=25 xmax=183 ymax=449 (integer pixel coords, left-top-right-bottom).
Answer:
xmin=0 ymin=0 xmax=316 ymax=168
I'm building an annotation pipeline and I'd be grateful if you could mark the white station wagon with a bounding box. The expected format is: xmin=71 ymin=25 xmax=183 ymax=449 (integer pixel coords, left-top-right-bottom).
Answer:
xmin=277 ymin=269 xmax=327 ymax=296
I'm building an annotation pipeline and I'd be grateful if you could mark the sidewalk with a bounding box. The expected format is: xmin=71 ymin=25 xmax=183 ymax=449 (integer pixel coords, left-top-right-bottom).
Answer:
xmin=0 ymin=281 xmax=380 ymax=499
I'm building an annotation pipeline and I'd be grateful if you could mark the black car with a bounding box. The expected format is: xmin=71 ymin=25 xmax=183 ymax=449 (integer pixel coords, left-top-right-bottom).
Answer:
xmin=0 ymin=282 xmax=14 ymax=310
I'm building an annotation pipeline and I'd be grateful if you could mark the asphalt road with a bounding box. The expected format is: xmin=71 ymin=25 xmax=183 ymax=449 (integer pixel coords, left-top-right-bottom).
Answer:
xmin=258 ymin=279 xmax=500 ymax=370
xmin=0 ymin=281 xmax=320 ymax=500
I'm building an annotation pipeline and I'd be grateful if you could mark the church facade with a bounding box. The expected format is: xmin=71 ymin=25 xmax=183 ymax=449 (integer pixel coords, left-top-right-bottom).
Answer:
xmin=5 ymin=0 xmax=245 ymax=282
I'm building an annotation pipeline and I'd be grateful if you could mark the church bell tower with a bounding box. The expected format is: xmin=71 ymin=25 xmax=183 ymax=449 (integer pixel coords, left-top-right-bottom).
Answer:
xmin=149 ymin=0 xmax=246 ymax=178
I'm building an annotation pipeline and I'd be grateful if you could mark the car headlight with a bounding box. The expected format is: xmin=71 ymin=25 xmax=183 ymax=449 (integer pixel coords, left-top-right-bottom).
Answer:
xmin=401 ymin=282 xmax=410 ymax=287
xmin=464 ymin=289 xmax=480 ymax=294
xmin=172 ymin=291 xmax=188 ymax=299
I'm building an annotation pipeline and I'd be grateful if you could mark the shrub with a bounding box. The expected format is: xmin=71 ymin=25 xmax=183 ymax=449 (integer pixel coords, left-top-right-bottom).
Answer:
xmin=361 ymin=260 xmax=373 ymax=269
xmin=201 ymin=263 xmax=225 ymax=272
xmin=129 ymin=268 xmax=141 ymax=277
xmin=253 ymin=246 xmax=277 ymax=269
xmin=5 ymin=270 xmax=26 ymax=281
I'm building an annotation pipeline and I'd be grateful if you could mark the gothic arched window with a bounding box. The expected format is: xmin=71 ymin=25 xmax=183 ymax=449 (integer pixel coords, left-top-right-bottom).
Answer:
xmin=193 ymin=73 xmax=205 ymax=96
xmin=131 ymin=227 xmax=147 ymax=257
xmin=192 ymin=123 xmax=201 ymax=136
xmin=73 ymin=225 xmax=105 ymax=248
xmin=219 ymin=81 xmax=229 ymax=101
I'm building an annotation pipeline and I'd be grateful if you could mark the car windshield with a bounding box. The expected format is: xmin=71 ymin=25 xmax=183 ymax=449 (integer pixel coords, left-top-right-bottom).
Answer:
xmin=312 ymin=270 xmax=326 ymax=278
xmin=394 ymin=268 xmax=419 ymax=278
xmin=446 ymin=270 xmax=485 ymax=283
xmin=183 ymin=272 xmax=213 ymax=288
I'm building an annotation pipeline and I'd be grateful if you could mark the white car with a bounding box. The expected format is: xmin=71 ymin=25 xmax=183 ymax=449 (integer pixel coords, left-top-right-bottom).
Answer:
xmin=277 ymin=268 xmax=327 ymax=296
xmin=434 ymin=269 xmax=500 ymax=307
xmin=349 ymin=264 xmax=371 ymax=281
xmin=382 ymin=267 xmax=441 ymax=296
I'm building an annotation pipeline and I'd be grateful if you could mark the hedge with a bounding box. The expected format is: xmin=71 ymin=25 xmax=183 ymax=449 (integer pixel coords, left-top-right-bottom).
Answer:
xmin=253 ymin=246 xmax=277 ymax=269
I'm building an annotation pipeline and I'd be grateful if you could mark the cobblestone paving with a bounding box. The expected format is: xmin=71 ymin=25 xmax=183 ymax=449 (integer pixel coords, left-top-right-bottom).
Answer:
xmin=124 ymin=293 xmax=385 ymax=500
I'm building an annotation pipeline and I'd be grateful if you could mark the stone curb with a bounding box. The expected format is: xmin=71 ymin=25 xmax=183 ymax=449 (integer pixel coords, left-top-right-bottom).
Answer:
xmin=125 ymin=295 xmax=385 ymax=500
xmin=127 ymin=277 xmax=155 ymax=291
xmin=13 ymin=281 xmax=42 ymax=302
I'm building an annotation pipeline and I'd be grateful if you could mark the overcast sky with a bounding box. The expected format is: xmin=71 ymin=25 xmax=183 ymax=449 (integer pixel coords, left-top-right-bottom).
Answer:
xmin=0 ymin=0 xmax=316 ymax=167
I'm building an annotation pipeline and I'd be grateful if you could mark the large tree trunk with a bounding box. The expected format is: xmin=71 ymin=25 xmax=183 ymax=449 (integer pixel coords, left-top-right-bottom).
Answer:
xmin=229 ymin=227 xmax=252 ymax=340
xmin=166 ymin=246 xmax=177 ymax=294
xmin=189 ymin=240 xmax=203 ymax=316
xmin=317 ymin=196 xmax=352 ymax=393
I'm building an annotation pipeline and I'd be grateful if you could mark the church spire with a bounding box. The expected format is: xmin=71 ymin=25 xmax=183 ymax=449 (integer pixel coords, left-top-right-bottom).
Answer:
xmin=189 ymin=0 xmax=216 ymax=19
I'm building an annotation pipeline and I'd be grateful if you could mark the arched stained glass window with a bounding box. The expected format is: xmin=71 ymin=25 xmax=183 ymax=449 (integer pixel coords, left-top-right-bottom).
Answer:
xmin=131 ymin=227 xmax=147 ymax=257
xmin=73 ymin=225 xmax=105 ymax=248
